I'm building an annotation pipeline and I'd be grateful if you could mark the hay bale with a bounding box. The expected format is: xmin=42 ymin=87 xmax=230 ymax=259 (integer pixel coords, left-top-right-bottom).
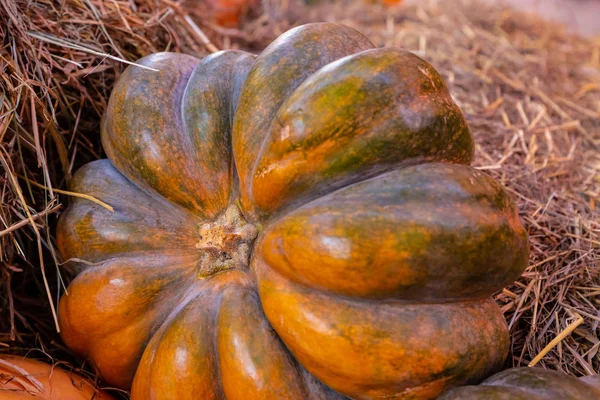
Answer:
xmin=0 ymin=0 xmax=598 ymax=390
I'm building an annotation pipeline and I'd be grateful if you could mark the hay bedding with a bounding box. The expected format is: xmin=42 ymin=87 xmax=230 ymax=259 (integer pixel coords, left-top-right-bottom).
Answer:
xmin=0 ymin=0 xmax=598 ymax=393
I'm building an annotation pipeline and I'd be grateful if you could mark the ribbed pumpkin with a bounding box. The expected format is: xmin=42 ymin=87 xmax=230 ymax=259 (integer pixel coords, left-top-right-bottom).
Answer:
xmin=56 ymin=23 xmax=529 ymax=400
xmin=439 ymin=367 xmax=600 ymax=399
xmin=0 ymin=357 xmax=114 ymax=399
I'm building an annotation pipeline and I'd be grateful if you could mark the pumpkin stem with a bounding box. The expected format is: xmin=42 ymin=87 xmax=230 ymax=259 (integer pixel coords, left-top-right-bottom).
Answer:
xmin=196 ymin=204 xmax=258 ymax=276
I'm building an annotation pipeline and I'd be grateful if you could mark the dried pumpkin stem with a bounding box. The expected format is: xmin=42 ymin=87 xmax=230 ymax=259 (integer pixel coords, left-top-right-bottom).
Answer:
xmin=195 ymin=204 xmax=257 ymax=275
xmin=528 ymin=314 xmax=584 ymax=367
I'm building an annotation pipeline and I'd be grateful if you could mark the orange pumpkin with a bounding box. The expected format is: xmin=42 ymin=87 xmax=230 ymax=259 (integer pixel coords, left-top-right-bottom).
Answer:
xmin=439 ymin=367 xmax=600 ymax=399
xmin=57 ymin=23 xmax=529 ymax=399
xmin=201 ymin=0 xmax=259 ymax=27
xmin=0 ymin=357 xmax=114 ymax=399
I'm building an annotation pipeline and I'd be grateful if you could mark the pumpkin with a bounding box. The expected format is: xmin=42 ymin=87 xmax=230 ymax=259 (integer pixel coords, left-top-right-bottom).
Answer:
xmin=438 ymin=367 xmax=600 ymax=399
xmin=0 ymin=357 xmax=114 ymax=399
xmin=56 ymin=23 xmax=529 ymax=400
xmin=201 ymin=0 xmax=259 ymax=27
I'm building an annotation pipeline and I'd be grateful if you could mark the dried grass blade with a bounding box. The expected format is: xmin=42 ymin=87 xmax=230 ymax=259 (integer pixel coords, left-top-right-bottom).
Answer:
xmin=25 ymin=31 xmax=159 ymax=72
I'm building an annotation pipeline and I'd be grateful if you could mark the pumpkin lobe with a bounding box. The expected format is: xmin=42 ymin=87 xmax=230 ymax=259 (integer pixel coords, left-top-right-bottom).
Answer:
xmin=195 ymin=204 xmax=258 ymax=276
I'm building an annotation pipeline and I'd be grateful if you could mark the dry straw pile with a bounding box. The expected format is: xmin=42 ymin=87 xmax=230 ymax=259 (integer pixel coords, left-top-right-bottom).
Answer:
xmin=1 ymin=0 xmax=598 ymax=390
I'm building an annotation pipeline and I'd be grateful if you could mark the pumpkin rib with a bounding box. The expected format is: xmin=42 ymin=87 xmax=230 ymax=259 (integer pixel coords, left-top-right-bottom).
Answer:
xmin=439 ymin=368 xmax=600 ymax=399
xmin=212 ymin=281 xmax=227 ymax=400
xmin=481 ymin=368 xmax=600 ymax=399
xmin=250 ymin=47 xmax=474 ymax=219
xmin=254 ymin=258 xmax=509 ymax=400
xmin=56 ymin=159 xmax=201 ymax=265
xmin=232 ymin=22 xmax=375 ymax=218
xmin=216 ymin=283 xmax=308 ymax=399
xmin=179 ymin=58 xmax=224 ymax=213
xmin=438 ymin=386 xmax=542 ymax=399
xmin=102 ymin=51 xmax=255 ymax=219
xmin=180 ymin=50 xmax=257 ymax=215
xmin=258 ymin=163 xmax=528 ymax=301
xmin=58 ymin=251 xmax=200 ymax=389
xmin=131 ymin=275 xmax=224 ymax=398
xmin=101 ymin=53 xmax=206 ymax=215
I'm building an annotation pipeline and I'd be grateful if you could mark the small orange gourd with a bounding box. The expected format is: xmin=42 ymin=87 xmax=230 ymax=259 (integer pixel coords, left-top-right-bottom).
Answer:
xmin=0 ymin=357 xmax=114 ymax=399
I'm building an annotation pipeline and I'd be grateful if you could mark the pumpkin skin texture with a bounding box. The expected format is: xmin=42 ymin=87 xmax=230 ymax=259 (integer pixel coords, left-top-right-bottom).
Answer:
xmin=251 ymin=48 xmax=474 ymax=218
xmin=438 ymin=367 xmax=600 ymax=399
xmin=101 ymin=50 xmax=255 ymax=219
xmin=57 ymin=23 xmax=529 ymax=400
xmin=0 ymin=357 xmax=114 ymax=399
xmin=232 ymin=23 xmax=375 ymax=216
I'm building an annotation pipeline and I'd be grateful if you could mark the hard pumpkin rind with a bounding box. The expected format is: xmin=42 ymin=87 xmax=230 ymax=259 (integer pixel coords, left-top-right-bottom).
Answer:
xmin=57 ymin=22 xmax=529 ymax=400
xmin=251 ymin=47 xmax=474 ymax=218
xmin=438 ymin=367 xmax=600 ymax=400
